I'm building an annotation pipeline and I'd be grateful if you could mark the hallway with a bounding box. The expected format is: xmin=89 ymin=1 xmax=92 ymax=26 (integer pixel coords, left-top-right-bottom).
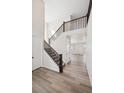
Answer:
xmin=32 ymin=55 xmax=92 ymax=93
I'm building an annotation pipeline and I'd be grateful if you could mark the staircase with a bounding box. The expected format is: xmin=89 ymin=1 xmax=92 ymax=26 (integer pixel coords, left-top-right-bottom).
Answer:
xmin=44 ymin=16 xmax=88 ymax=73
xmin=44 ymin=40 xmax=64 ymax=73
xmin=44 ymin=0 xmax=92 ymax=73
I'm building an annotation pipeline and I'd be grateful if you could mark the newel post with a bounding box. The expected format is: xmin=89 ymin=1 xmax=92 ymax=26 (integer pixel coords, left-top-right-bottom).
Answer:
xmin=59 ymin=54 xmax=63 ymax=73
xmin=63 ymin=21 xmax=65 ymax=32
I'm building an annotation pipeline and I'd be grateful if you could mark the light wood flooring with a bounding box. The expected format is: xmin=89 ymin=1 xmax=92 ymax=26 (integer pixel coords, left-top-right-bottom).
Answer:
xmin=32 ymin=59 xmax=92 ymax=93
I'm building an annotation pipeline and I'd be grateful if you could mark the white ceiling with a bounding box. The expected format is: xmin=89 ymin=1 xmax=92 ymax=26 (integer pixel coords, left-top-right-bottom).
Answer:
xmin=44 ymin=0 xmax=90 ymax=22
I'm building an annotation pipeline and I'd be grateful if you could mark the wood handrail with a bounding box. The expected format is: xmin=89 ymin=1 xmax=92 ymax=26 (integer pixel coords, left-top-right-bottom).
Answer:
xmin=87 ymin=0 xmax=92 ymax=22
xmin=50 ymin=24 xmax=63 ymax=40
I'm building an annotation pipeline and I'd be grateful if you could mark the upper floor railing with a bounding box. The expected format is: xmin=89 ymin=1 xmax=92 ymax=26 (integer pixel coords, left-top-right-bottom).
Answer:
xmin=49 ymin=15 xmax=87 ymax=43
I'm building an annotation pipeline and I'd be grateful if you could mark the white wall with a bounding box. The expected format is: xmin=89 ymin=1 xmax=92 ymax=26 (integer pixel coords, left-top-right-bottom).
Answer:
xmin=43 ymin=51 xmax=59 ymax=72
xmin=86 ymin=11 xmax=92 ymax=84
xmin=44 ymin=0 xmax=90 ymax=23
xmin=71 ymin=43 xmax=85 ymax=55
xmin=69 ymin=28 xmax=86 ymax=55
xmin=71 ymin=54 xmax=84 ymax=62
xmin=32 ymin=0 xmax=44 ymax=71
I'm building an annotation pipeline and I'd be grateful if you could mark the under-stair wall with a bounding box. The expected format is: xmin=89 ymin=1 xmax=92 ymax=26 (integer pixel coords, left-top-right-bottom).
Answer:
xmin=43 ymin=50 xmax=59 ymax=72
